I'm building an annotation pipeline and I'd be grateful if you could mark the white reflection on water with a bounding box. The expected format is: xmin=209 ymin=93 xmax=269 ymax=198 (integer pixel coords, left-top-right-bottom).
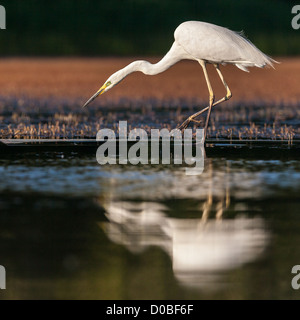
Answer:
xmin=100 ymin=200 xmax=269 ymax=290
xmin=168 ymin=216 xmax=268 ymax=288
xmin=97 ymin=159 xmax=270 ymax=290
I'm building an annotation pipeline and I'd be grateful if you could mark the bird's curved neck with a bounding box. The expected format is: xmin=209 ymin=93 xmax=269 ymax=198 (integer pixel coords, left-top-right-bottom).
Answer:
xmin=120 ymin=42 xmax=189 ymax=78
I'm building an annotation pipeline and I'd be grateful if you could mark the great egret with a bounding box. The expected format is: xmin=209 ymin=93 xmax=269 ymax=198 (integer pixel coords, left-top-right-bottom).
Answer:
xmin=83 ymin=21 xmax=277 ymax=138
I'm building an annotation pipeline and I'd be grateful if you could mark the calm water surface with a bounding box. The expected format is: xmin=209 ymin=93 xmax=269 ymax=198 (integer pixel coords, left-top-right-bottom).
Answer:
xmin=0 ymin=151 xmax=300 ymax=299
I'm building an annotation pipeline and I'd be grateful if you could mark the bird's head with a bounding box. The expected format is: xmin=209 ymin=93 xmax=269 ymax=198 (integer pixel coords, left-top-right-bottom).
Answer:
xmin=82 ymin=71 xmax=124 ymax=108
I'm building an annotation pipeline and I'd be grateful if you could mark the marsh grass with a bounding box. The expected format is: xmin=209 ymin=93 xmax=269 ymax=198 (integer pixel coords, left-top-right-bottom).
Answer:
xmin=0 ymin=96 xmax=299 ymax=141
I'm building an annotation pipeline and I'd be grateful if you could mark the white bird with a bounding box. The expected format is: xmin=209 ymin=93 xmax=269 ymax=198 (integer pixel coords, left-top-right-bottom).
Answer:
xmin=83 ymin=21 xmax=277 ymax=138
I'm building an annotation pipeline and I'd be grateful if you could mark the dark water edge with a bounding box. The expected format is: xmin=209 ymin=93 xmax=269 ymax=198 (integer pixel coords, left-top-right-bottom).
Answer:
xmin=0 ymin=150 xmax=300 ymax=299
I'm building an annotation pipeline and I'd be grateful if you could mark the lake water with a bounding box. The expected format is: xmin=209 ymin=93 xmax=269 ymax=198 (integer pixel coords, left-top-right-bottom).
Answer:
xmin=0 ymin=148 xmax=300 ymax=299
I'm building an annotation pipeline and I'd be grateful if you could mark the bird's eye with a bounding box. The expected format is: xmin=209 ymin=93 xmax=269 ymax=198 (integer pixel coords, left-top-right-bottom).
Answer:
xmin=106 ymin=81 xmax=111 ymax=87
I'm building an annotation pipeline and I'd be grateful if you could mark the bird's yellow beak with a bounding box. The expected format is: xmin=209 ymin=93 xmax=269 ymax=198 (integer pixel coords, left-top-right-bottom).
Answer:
xmin=82 ymin=84 xmax=106 ymax=108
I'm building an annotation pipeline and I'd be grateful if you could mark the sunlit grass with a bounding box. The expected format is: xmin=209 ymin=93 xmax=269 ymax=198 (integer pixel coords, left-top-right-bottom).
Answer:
xmin=0 ymin=96 xmax=299 ymax=141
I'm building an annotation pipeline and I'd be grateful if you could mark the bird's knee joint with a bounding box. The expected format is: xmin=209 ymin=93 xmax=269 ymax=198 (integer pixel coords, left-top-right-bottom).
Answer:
xmin=225 ymin=92 xmax=232 ymax=100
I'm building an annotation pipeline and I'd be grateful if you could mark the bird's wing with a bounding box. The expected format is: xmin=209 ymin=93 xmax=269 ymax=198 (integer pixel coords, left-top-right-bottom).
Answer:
xmin=174 ymin=21 xmax=275 ymax=69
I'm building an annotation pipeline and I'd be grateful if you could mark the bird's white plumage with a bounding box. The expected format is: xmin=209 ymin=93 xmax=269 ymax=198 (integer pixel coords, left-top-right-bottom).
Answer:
xmin=174 ymin=21 xmax=275 ymax=71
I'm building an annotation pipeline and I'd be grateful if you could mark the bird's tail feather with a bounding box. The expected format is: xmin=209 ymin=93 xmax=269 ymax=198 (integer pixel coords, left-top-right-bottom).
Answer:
xmin=232 ymin=30 xmax=279 ymax=71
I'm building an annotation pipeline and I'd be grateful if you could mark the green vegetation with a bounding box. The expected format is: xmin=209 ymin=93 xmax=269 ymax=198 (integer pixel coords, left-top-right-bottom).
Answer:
xmin=0 ymin=0 xmax=298 ymax=56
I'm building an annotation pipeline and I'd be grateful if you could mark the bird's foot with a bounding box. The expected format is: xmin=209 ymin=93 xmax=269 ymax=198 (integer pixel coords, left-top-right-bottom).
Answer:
xmin=177 ymin=118 xmax=190 ymax=131
xmin=177 ymin=117 xmax=203 ymax=131
xmin=190 ymin=118 xmax=203 ymax=125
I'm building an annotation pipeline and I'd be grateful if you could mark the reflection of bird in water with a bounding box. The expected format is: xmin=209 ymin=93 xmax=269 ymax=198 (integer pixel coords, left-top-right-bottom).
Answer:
xmin=99 ymin=198 xmax=269 ymax=289
xmin=83 ymin=21 xmax=277 ymax=140
xmin=98 ymin=160 xmax=270 ymax=289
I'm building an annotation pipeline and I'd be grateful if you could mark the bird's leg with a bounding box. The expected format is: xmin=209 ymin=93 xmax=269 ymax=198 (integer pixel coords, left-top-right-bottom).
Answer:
xmin=199 ymin=61 xmax=215 ymax=139
xmin=192 ymin=64 xmax=232 ymax=117
xmin=177 ymin=64 xmax=232 ymax=131
xmin=214 ymin=64 xmax=232 ymax=104
xmin=177 ymin=61 xmax=215 ymax=133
